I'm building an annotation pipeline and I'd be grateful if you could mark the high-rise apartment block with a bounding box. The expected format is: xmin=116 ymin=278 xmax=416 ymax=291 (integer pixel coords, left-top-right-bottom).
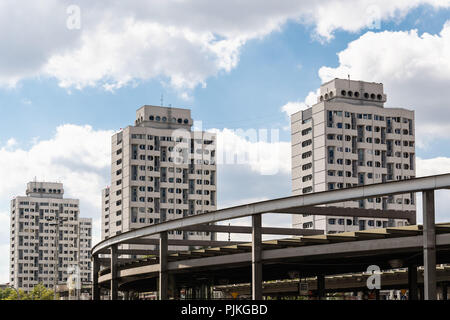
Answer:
xmin=9 ymin=182 xmax=92 ymax=292
xmin=291 ymin=79 xmax=416 ymax=233
xmin=102 ymin=105 xmax=217 ymax=249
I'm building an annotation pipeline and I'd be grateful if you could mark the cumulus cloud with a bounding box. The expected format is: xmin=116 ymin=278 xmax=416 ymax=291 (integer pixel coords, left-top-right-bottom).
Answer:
xmin=311 ymin=21 xmax=450 ymax=146
xmin=417 ymin=157 xmax=450 ymax=177
xmin=281 ymin=89 xmax=320 ymax=116
xmin=2 ymin=0 xmax=450 ymax=92
xmin=210 ymin=128 xmax=291 ymax=175
xmin=0 ymin=124 xmax=113 ymax=215
xmin=44 ymin=19 xmax=243 ymax=92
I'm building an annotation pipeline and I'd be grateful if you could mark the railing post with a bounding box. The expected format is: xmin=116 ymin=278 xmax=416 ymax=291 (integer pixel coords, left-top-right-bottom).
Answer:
xmin=110 ymin=245 xmax=118 ymax=300
xmin=423 ymin=190 xmax=437 ymax=300
xmin=92 ymin=254 xmax=100 ymax=300
xmin=159 ymin=231 xmax=168 ymax=300
xmin=252 ymin=214 xmax=262 ymax=300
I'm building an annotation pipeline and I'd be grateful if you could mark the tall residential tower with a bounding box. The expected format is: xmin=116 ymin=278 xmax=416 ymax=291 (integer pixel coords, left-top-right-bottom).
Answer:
xmin=9 ymin=182 xmax=92 ymax=292
xmin=291 ymin=79 xmax=416 ymax=233
xmin=101 ymin=105 xmax=217 ymax=250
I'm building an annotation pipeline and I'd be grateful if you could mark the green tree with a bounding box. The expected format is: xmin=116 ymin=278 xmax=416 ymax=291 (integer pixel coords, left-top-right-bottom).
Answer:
xmin=1 ymin=283 xmax=58 ymax=300
xmin=0 ymin=288 xmax=14 ymax=300
xmin=26 ymin=283 xmax=56 ymax=300
xmin=1 ymin=288 xmax=26 ymax=300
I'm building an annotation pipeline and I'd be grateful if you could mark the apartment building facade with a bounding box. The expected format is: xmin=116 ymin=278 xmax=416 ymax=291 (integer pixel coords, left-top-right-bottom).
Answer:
xmin=101 ymin=105 xmax=217 ymax=249
xmin=291 ymin=79 xmax=416 ymax=233
xmin=9 ymin=182 xmax=92 ymax=292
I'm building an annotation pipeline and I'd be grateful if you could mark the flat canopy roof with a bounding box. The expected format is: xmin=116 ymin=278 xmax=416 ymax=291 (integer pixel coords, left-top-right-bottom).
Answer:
xmin=92 ymin=173 xmax=450 ymax=257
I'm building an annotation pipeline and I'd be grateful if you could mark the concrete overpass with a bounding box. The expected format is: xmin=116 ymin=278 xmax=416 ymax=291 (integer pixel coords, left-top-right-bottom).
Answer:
xmin=91 ymin=173 xmax=450 ymax=300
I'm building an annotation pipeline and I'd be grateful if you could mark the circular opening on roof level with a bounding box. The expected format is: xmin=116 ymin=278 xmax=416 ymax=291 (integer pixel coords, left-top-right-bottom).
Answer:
xmin=184 ymin=119 xmax=189 ymax=124
xmin=162 ymin=117 xmax=167 ymax=122
xmin=354 ymin=92 xmax=359 ymax=97
xmin=156 ymin=116 xmax=161 ymax=121
xmin=149 ymin=115 xmax=154 ymax=121
xmin=377 ymin=94 xmax=382 ymax=100
xmin=341 ymin=90 xmax=346 ymax=96
xmin=364 ymin=93 xmax=369 ymax=98
xmin=320 ymin=96 xmax=324 ymax=101
xmin=177 ymin=118 xmax=182 ymax=123
xmin=370 ymin=93 xmax=375 ymax=99
xmin=329 ymin=91 xmax=334 ymax=97
xmin=324 ymin=94 xmax=328 ymax=100
xmin=348 ymin=91 xmax=353 ymax=97
xmin=172 ymin=117 xmax=176 ymax=122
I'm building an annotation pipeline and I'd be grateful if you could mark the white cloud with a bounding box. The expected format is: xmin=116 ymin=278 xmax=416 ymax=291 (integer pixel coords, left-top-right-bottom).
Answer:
xmin=307 ymin=0 xmax=450 ymax=41
xmin=92 ymin=218 xmax=102 ymax=247
xmin=281 ymin=89 xmax=320 ymax=116
xmin=210 ymin=128 xmax=291 ymax=175
xmin=0 ymin=124 xmax=113 ymax=211
xmin=313 ymin=21 xmax=450 ymax=146
xmin=44 ymin=19 xmax=243 ymax=91
xmin=2 ymin=1 xmax=450 ymax=92
xmin=0 ymin=244 xmax=9 ymax=283
xmin=417 ymin=157 xmax=450 ymax=177
xmin=6 ymin=138 xmax=17 ymax=148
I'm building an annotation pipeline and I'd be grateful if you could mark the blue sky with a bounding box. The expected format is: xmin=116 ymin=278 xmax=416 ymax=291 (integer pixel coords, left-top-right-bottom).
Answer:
xmin=1 ymin=1 xmax=450 ymax=282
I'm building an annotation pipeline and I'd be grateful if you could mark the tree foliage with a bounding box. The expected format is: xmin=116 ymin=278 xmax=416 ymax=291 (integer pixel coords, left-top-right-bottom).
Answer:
xmin=0 ymin=283 xmax=58 ymax=300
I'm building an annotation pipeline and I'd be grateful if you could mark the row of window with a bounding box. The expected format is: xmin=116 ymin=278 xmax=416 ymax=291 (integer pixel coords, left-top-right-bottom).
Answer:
xmin=329 ymin=111 xmax=410 ymax=123
xmin=129 ymin=134 xmax=214 ymax=144
xmin=329 ymin=123 xmax=411 ymax=135
xmin=17 ymin=202 xmax=78 ymax=207
xmin=328 ymin=218 xmax=385 ymax=227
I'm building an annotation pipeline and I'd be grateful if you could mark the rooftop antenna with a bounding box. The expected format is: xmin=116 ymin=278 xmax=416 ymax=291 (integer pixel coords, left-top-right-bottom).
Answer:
xmin=348 ymin=74 xmax=351 ymax=88
xmin=228 ymin=223 xmax=231 ymax=242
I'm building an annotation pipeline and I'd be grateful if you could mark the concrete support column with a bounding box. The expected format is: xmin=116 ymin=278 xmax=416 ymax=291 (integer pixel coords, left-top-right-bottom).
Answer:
xmin=168 ymin=274 xmax=176 ymax=300
xmin=423 ymin=190 xmax=437 ymax=300
xmin=92 ymin=254 xmax=100 ymax=300
xmin=317 ymin=274 xmax=325 ymax=300
xmin=442 ymin=282 xmax=448 ymax=301
xmin=408 ymin=264 xmax=418 ymax=300
xmin=159 ymin=231 xmax=168 ymax=300
xmin=110 ymin=245 xmax=118 ymax=300
xmin=419 ymin=286 xmax=424 ymax=300
xmin=252 ymin=214 xmax=262 ymax=300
